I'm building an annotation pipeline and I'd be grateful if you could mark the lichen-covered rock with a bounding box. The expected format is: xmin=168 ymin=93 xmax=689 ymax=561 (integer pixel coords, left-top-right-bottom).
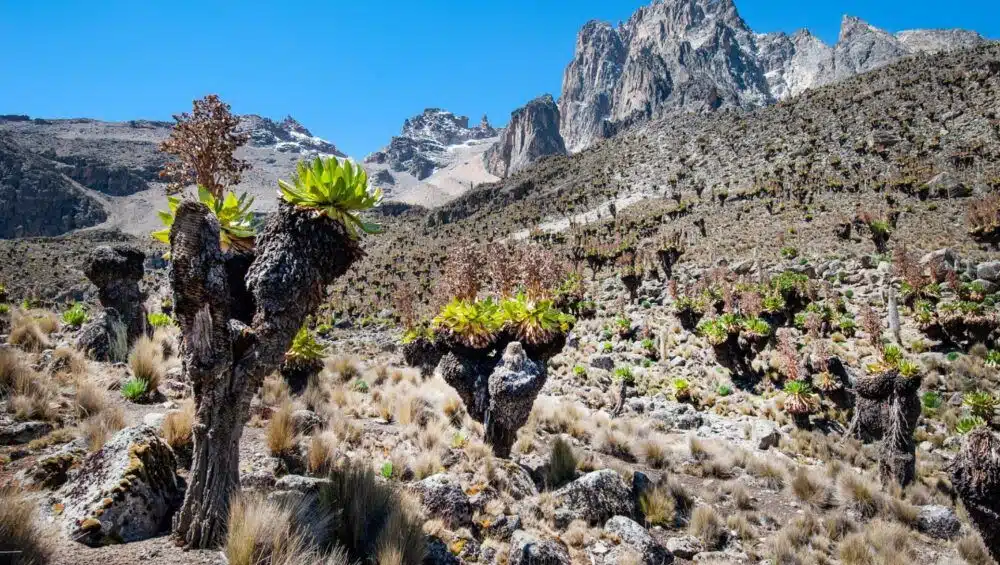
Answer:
xmin=508 ymin=530 xmax=572 ymax=565
xmin=553 ymin=469 xmax=635 ymax=526
xmin=412 ymin=473 xmax=472 ymax=528
xmin=916 ymin=505 xmax=961 ymax=540
xmin=0 ymin=418 xmax=52 ymax=445
xmin=666 ymin=535 xmax=704 ymax=559
xmin=75 ymin=308 xmax=128 ymax=362
xmin=56 ymin=425 xmax=182 ymax=546
xmin=604 ymin=516 xmax=673 ymax=564
xmin=25 ymin=438 xmax=87 ymax=488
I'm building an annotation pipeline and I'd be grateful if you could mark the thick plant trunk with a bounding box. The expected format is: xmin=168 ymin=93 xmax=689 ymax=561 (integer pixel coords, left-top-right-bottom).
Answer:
xmin=846 ymin=370 xmax=921 ymax=487
xmin=951 ymin=427 xmax=1000 ymax=562
xmin=169 ymin=201 xmax=360 ymax=548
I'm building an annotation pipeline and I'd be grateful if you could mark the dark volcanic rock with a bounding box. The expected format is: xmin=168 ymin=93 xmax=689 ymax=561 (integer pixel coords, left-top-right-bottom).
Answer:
xmin=484 ymin=95 xmax=566 ymax=178
xmin=0 ymin=134 xmax=107 ymax=238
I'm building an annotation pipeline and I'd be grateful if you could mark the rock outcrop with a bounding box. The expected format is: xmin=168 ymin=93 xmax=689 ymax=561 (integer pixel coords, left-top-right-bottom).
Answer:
xmin=559 ymin=1 xmax=984 ymax=152
xmin=484 ymin=95 xmax=566 ymax=178
xmin=0 ymin=134 xmax=107 ymax=238
xmin=56 ymin=425 xmax=183 ymax=546
xmin=239 ymin=114 xmax=345 ymax=158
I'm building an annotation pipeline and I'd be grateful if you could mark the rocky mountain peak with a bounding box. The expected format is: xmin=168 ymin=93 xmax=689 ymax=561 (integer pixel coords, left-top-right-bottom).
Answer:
xmin=364 ymin=108 xmax=498 ymax=181
xmin=238 ymin=114 xmax=344 ymax=157
xmin=560 ymin=0 xmax=985 ymax=153
xmin=484 ymin=94 xmax=566 ymax=178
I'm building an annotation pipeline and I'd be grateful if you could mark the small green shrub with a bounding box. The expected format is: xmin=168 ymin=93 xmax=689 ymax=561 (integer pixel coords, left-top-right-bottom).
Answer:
xmin=121 ymin=378 xmax=148 ymax=401
xmin=613 ymin=366 xmax=636 ymax=385
xmin=780 ymin=247 xmax=799 ymax=259
xmin=287 ymin=326 xmax=325 ymax=362
xmin=572 ymin=365 xmax=587 ymax=377
xmin=61 ymin=303 xmax=87 ymax=327
xmin=717 ymin=384 xmax=732 ymax=397
xmin=147 ymin=312 xmax=174 ymax=328
xmin=380 ymin=461 xmax=393 ymax=479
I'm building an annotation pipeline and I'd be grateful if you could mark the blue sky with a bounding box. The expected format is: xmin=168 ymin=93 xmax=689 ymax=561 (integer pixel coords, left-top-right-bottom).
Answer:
xmin=1 ymin=0 xmax=997 ymax=157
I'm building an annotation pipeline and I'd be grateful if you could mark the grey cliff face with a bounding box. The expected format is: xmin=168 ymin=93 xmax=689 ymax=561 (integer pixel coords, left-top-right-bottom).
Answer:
xmin=365 ymin=108 xmax=497 ymax=180
xmin=559 ymin=0 xmax=985 ymax=152
xmin=484 ymin=95 xmax=566 ymax=178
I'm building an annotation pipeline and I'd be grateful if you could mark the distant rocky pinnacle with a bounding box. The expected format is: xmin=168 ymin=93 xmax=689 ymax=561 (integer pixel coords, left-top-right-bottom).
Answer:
xmin=559 ymin=0 xmax=985 ymax=152
xmin=365 ymin=108 xmax=497 ymax=180
xmin=484 ymin=94 xmax=566 ymax=178
xmin=238 ymin=114 xmax=345 ymax=158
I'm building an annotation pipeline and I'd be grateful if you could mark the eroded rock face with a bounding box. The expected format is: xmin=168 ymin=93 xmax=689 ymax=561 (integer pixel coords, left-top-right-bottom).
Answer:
xmin=412 ymin=473 xmax=473 ymax=529
xmin=0 ymin=134 xmax=107 ymax=237
xmin=559 ymin=2 xmax=983 ymax=152
xmin=605 ymin=516 xmax=673 ymax=565
xmin=83 ymin=245 xmax=149 ymax=347
xmin=57 ymin=425 xmax=182 ymax=546
xmin=484 ymin=95 xmax=566 ymax=178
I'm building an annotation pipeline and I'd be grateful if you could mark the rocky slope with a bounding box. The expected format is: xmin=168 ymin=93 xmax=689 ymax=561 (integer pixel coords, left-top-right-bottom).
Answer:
xmin=483 ymin=94 xmax=566 ymax=178
xmin=0 ymin=133 xmax=108 ymax=238
xmin=559 ymin=0 xmax=985 ymax=152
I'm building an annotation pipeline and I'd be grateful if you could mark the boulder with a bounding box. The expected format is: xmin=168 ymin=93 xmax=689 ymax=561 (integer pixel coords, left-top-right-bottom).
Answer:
xmin=56 ymin=425 xmax=182 ymax=546
xmin=749 ymin=420 xmax=781 ymax=450
xmin=590 ymin=355 xmax=615 ymax=371
xmin=291 ymin=409 xmax=322 ymax=434
xmin=924 ymin=172 xmax=971 ymax=198
xmin=916 ymin=505 xmax=961 ymax=540
xmin=413 ymin=473 xmax=472 ymax=528
xmin=0 ymin=419 xmax=52 ymax=445
xmin=508 ymin=530 xmax=572 ymax=565
xmin=666 ymin=535 xmax=704 ymax=559
xmin=553 ymin=469 xmax=635 ymax=527
xmin=920 ymin=248 xmax=961 ymax=279
xmin=605 ymin=516 xmax=673 ymax=564
xmin=25 ymin=438 xmax=87 ymax=488
xmin=977 ymin=261 xmax=1000 ymax=283
xmin=83 ymin=245 xmax=149 ymax=346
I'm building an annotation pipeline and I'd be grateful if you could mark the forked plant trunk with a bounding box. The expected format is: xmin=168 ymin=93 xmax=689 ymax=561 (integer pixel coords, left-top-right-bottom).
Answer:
xmin=846 ymin=370 xmax=921 ymax=487
xmin=951 ymin=427 xmax=1000 ymax=561
xmin=169 ymin=201 xmax=360 ymax=548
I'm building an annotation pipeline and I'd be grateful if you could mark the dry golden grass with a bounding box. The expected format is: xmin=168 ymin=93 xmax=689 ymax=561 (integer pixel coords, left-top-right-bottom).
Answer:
xmin=839 ymin=473 xmax=881 ymax=518
xmin=129 ymin=336 xmax=163 ymax=393
xmin=726 ymin=512 xmax=757 ymax=542
xmin=266 ymin=400 xmax=297 ymax=456
xmin=8 ymin=315 xmax=51 ymax=352
xmin=639 ymin=486 xmax=676 ymax=527
xmin=307 ymin=431 xmax=338 ymax=474
xmin=74 ymin=379 xmax=107 ymax=418
xmin=546 ymin=436 xmax=578 ymax=489
xmin=411 ymin=452 xmax=442 ymax=480
xmin=562 ymin=519 xmax=591 ymax=548
xmin=31 ymin=310 xmax=59 ymax=334
xmin=955 ymin=533 xmax=994 ymax=565
xmin=51 ymin=346 xmax=87 ymax=380
xmin=5 ymin=364 xmax=58 ymax=421
xmin=441 ymin=394 xmax=464 ymax=427
xmin=262 ymin=373 xmax=290 ymax=406
xmin=838 ymin=519 xmax=915 ymax=565
xmin=0 ymin=486 xmax=55 ymax=565
xmin=225 ymin=495 xmax=347 ymax=565
xmin=746 ymin=457 xmax=786 ymax=489
xmin=327 ymin=356 xmax=360 ymax=382
xmin=594 ymin=428 xmax=633 ymax=461
xmin=81 ymin=404 xmax=126 ymax=451
xmin=790 ymin=467 xmax=834 ymax=508
xmin=162 ymin=398 xmax=195 ymax=449
xmin=639 ymin=436 xmax=670 ymax=469
xmin=689 ymin=505 xmax=725 ymax=550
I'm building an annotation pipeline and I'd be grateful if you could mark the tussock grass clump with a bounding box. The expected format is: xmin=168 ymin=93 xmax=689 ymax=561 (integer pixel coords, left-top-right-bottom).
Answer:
xmin=128 ymin=336 xmax=163 ymax=395
xmin=51 ymin=347 xmax=87 ymax=380
xmin=689 ymin=505 xmax=726 ymax=550
xmin=307 ymin=431 xmax=337 ymax=475
xmin=595 ymin=428 xmax=634 ymax=461
xmin=225 ymin=495 xmax=348 ymax=565
xmin=639 ymin=486 xmax=676 ymax=527
xmin=8 ymin=314 xmax=51 ymax=352
xmin=639 ymin=436 xmax=670 ymax=469
xmin=790 ymin=467 xmax=834 ymax=508
xmin=267 ymin=401 xmax=298 ymax=456
xmin=546 ymin=436 xmax=578 ymax=489
xmin=0 ymin=487 xmax=54 ymax=565
xmin=955 ymin=533 xmax=994 ymax=565
xmin=162 ymin=398 xmax=195 ymax=450
xmin=319 ymin=462 xmax=426 ymax=565
xmin=838 ymin=519 xmax=915 ymax=565
xmin=74 ymin=380 xmax=107 ymax=419
xmin=327 ymin=356 xmax=361 ymax=383
xmin=81 ymin=404 xmax=126 ymax=451
xmin=4 ymin=361 xmax=57 ymax=421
